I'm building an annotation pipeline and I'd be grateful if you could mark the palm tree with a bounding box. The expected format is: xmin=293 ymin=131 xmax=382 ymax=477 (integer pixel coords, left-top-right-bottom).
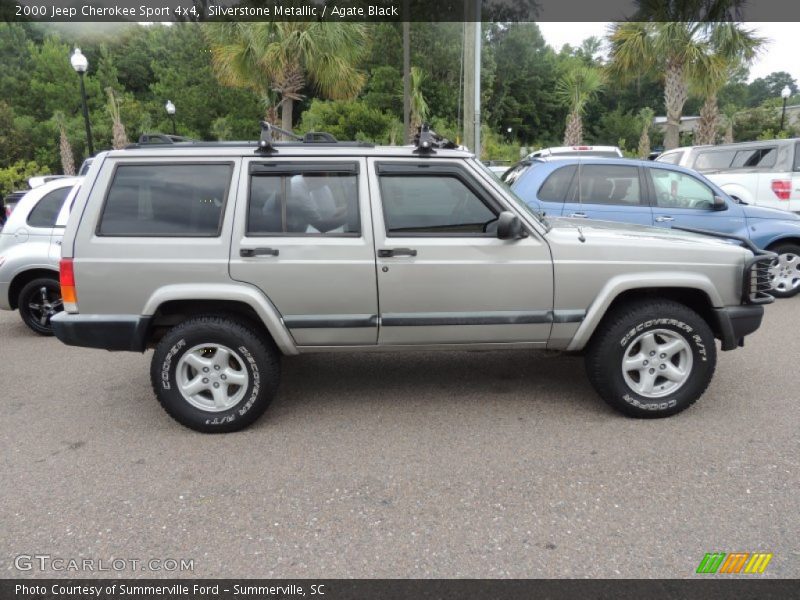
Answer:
xmin=720 ymin=103 xmax=739 ymax=144
xmin=408 ymin=66 xmax=429 ymax=137
xmin=608 ymin=22 xmax=717 ymax=150
xmin=105 ymin=87 xmax=129 ymax=150
xmin=692 ymin=24 xmax=763 ymax=145
xmin=555 ymin=64 xmax=604 ymax=145
xmin=206 ymin=23 xmax=367 ymax=134
xmin=637 ymin=107 xmax=655 ymax=159
xmin=54 ymin=112 xmax=75 ymax=176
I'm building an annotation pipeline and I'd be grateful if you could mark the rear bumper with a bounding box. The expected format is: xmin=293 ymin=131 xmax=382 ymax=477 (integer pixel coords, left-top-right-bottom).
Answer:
xmin=51 ymin=313 xmax=151 ymax=352
xmin=713 ymin=305 xmax=764 ymax=351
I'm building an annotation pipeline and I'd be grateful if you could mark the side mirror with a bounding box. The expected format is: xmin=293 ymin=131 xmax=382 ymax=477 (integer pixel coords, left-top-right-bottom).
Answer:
xmin=497 ymin=211 xmax=525 ymax=240
xmin=712 ymin=195 xmax=727 ymax=211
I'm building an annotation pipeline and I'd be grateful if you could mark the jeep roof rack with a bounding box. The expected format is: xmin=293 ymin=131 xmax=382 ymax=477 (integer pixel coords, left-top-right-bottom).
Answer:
xmin=413 ymin=123 xmax=459 ymax=155
xmin=135 ymin=133 xmax=195 ymax=145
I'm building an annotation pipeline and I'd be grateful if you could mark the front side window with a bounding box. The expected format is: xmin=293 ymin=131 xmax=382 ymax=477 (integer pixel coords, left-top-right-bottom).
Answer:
xmin=379 ymin=174 xmax=498 ymax=235
xmin=574 ymin=165 xmax=642 ymax=206
xmin=27 ymin=186 xmax=70 ymax=228
xmin=99 ymin=164 xmax=232 ymax=236
xmin=656 ymin=152 xmax=682 ymax=165
xmin=248 ymin=172 xmax=359 ymax=235
xmin=650 ymin=169 xmax=715 ymax=210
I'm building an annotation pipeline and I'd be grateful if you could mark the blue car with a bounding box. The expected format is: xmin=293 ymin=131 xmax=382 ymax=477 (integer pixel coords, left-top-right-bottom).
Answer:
xmin=504 ymin=157 xmax=800 ymax=298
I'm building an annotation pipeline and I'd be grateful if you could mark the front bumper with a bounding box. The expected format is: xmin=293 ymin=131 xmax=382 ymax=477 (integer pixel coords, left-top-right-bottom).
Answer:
xmin=713 ymin=305 xmax=764 ymax=351
xmin=51 ymin=313 xmax=151 ymax=352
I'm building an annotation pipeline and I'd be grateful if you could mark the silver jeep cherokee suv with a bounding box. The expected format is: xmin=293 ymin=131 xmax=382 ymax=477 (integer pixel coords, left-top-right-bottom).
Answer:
xmin=51 ymin=126 xmax=773 ymax=432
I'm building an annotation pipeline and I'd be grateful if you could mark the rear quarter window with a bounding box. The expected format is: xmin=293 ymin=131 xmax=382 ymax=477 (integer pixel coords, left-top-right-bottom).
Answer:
xmin=98 ymin=163 xmax=233 ymax=237
xmin=27 ymin=186 xmax=70 ymax=228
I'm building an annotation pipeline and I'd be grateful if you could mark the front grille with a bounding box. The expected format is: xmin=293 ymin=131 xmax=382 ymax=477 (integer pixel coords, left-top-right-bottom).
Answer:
xmin=743 ymin=254 xmax=776 ymax=304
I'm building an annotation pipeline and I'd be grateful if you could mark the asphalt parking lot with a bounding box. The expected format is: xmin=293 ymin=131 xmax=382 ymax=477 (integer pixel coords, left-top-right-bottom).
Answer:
xmin=1 ymin=297 xmax=798 ymax=579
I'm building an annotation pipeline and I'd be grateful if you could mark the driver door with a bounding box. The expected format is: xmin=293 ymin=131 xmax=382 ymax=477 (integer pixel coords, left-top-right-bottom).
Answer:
xmin=368 ymin=159 xmax=554 ymax=346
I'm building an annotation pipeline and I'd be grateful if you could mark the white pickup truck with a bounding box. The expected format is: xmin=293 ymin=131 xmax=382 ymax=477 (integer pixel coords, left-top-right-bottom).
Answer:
xmin=656 ymin=139 xmax=800 ymax=213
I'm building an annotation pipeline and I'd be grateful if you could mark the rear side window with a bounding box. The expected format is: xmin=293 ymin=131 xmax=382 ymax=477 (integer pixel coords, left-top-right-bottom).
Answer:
xmin=379 ymin=174 xmax=497 ymax=235
xmin=248 ymin=172 xmax=360 ymax=235
xmin=656 ymin=152 xmax=682 ymax=165
xmin=693 ymin=150 xmax=736 ymax=171
xmin=575 ymin=165 xmax=643 ymax=206
xmin=98 ymin=164 xmax=232 ymax=236
xmin=731 ymin=147 xmax=777 ymax=168
xmin=27 ymin=186 xmax=70 ymax=228
xmin=537 ymin=166 xmax=577 ymax=202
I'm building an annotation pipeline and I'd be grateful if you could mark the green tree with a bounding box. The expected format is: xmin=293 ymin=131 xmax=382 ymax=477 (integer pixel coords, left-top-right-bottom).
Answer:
xmin=693 ymin=23 xmax=763 ymax=145
xmin=608 ymin=22 xmax=718 ymax=150
xmin=637 ymin=107 xmax=655 ymax=158
xmin=556 ymin=63 xmax=604 ymax=145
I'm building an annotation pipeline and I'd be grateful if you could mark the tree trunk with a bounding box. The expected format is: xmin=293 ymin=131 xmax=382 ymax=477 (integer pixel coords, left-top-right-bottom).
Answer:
xmin=59 ymin=123 xmax=75 ymax=176
xmin=281 ymin=98 xmax=294 ymax=138
xmin=637 ymin=126 xmax=650 ymax=159
xmin=723 ymin=122 xmax=734 ymax=144
xmin=695 ymin=93 xmax=719 ymax=146
xmin=663 ymin=58 xmax=687 ymax=150
xmin=563 ymin=109 xmax=583 ymax=146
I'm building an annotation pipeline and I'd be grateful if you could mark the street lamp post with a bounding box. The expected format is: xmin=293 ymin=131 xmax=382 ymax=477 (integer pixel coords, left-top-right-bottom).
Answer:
xmin=780 ymin=85 xmax=791 ymax=132
xmin=165 ymin=100 xmax=177 ymax=135
xmin=70 ymin=48 xmax=94 ymax=157
xmin=506 ymin=126 xmax=513 ymax=143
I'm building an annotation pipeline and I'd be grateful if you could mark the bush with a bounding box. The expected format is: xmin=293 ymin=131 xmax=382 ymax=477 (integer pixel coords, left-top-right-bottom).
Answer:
xmin=0 ymin=160 xmax=50 ymax=197
xmin=297 ymin=99 xmax=397 ymax=144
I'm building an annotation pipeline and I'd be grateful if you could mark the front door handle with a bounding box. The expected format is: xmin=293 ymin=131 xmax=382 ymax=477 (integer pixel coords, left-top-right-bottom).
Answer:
xmin=568 ymin=212 xmax=588 ymax=218
xmin=378 ymin=248 xmax=418 ymax=258
xmin=655 ymin=216 xmax=674 ymax=222
xmin=240 ymin=247 xmax=279 ymax=257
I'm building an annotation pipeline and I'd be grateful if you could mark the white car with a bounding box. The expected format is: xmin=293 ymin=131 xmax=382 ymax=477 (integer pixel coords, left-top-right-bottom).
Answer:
xmin=0 ymin=177 xmax=81 ymax=334
xmin=526 ymin=145 xmax=624 ymax=159
xmin=656 ymin=140 xmax=800 ymax=213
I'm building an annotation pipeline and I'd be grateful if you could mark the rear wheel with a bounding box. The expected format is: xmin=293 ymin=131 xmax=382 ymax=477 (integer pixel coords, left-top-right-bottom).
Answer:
xmin=585 ymin=300 xmax=716 ymax=418
xmin=150 ymin=315 xmax=280 ymax=433
xmin=767 ymin=243 xmax=800 ymax=298
xmin=18 ymin=277 xmax=62 ymax=336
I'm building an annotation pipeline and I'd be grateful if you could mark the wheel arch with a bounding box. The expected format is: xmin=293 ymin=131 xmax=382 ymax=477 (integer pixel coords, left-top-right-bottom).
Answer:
xmin=141 ymin=284 xmax=298 ymax=355
xmin=566 ymin=275 xmax=725 ymax=352
xmin=8 ymin=268 xmax=60 ymax=310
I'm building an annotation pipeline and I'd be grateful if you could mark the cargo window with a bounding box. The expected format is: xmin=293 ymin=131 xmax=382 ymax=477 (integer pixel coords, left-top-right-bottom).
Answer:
xmin=537 ymin=166 xmax=577 ymax=202
xmin=98 ymin=164 xmax=232 ymax=237
xmin=247 ymin=171 xmax=360 ymax=236
xmin=27 ymin=186 xmax=70 ymax=228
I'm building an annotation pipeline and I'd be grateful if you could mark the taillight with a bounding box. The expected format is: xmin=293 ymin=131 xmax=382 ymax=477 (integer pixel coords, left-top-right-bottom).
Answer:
xmin=60 ymin=258 xmax=78 ymax=312
xmin=572 ymin=146 xmax=592 ymax=151
xmin=771 ymin=179 xmax=791 ymax=200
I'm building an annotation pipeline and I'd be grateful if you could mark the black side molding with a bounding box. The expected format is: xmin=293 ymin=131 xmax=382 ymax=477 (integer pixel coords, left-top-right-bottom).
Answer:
xmin=51 ymin=313 xmax=152 ymax=352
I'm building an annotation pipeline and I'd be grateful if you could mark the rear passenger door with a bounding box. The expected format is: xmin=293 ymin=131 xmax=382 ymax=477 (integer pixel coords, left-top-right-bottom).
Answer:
xmin=229 ymin=158 xmax=378 ymax=346
xmin=560 ymin=163 xmax=653 ymax=225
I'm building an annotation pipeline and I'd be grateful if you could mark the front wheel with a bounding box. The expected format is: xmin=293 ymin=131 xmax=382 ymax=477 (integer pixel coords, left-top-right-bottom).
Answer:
xmin=18 ymin=277 xmax=63 ymax=335
xmin=585 ymin=300 xmax=717 ymax=418
xmin=767 ymin=243 xmax=800 ymax=298
xmin=150 ymin=316 xmax=281 ymax=433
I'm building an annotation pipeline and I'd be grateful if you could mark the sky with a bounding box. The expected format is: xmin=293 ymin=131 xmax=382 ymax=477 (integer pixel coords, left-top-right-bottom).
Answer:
xmin=537 ymin=22 xmax=799 ymax=84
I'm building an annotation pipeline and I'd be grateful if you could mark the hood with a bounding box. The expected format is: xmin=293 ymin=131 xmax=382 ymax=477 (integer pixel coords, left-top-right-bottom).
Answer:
xmin=545 ymin=216 xmax=738 ymax=247
xmin=740 ymin=204 xmax=800 ymax=221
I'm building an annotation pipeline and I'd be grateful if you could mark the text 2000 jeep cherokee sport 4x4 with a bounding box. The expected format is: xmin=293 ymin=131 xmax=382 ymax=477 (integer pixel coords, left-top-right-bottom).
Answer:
xmin=51 ymin=126 xmax=773 ymax=432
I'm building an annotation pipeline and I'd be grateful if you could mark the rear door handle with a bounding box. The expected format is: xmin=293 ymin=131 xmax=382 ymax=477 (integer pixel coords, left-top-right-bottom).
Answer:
xmin=378 ymin=248 xmax=418 ymax=258
xmin=240 ymin=247 xmax=279 ymax=257
xmin=568 ymin=212 xmax=588 ymax=218
xmin=655 ymin=216 xmax=674 ymax=222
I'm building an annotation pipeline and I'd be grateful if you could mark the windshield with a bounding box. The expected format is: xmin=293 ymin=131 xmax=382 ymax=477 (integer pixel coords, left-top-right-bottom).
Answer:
xmin=472 ymin=159 xmax=549 ymax=228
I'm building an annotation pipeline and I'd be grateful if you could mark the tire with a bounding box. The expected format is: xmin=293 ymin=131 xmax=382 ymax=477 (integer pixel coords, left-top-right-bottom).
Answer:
xmin=18 ymin=277 xmax=62 ymax=336
xmin=584 ymin=300 xmax=717 ymax=418
xmin=150 ymin=315 xmax=280 ymax=433
xmin=767 ymin=243 xmax=800 ymax=298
